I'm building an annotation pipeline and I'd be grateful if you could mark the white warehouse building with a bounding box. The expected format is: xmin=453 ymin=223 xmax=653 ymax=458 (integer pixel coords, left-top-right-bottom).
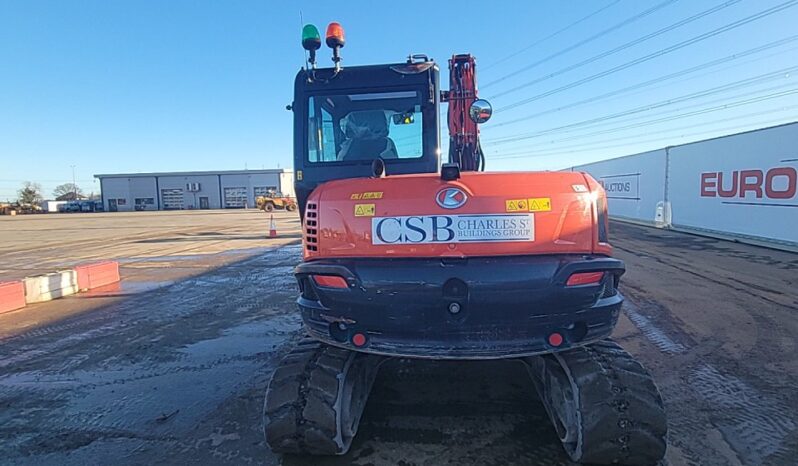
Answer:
xmin=94 ymin=169 xmax=294 ymax=212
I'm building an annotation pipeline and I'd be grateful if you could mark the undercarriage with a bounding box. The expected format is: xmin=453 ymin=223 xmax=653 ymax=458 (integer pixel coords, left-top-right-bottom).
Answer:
xmin=264 ymin=338 xmax=667 ymax=464
xmin=264 ymin=252 xmax=667 ymax=464
xmin=263 ymin=339 xmax=382 ymax=455
xmin=522 ymin=339 xmax=667 ymax=464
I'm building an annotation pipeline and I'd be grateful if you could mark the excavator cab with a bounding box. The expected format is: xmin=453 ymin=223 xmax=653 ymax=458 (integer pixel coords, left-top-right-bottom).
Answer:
xmin=292 ymin=57 xmax=441 ymax=217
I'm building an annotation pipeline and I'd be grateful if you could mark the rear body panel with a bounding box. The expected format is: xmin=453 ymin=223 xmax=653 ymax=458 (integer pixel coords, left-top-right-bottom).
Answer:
xmin=303 ymin=171 xmax=611 ymax=260
xmin=296 ymin=170 xmax=621 ymax=359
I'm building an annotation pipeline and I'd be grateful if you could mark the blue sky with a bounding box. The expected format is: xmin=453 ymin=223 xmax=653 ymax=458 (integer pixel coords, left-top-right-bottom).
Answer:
xmin=1 ymin=0 xmax=797 ymax=200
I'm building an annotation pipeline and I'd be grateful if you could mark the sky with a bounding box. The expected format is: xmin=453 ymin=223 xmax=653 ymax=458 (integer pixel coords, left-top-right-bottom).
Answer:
xmin=1 ymin=0 xmax=797 ymax=200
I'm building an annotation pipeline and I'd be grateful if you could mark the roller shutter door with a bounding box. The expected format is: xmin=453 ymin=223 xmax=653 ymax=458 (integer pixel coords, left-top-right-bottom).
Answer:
xmin=224 ymin=187 xmax=247 ymax=208
xmin=161 ymin=189 xmax=184 ymax=210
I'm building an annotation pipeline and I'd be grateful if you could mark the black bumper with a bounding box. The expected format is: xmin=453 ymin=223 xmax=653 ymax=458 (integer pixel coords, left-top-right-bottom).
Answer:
xmin=295 ymin=255 xmax=624 ymax=359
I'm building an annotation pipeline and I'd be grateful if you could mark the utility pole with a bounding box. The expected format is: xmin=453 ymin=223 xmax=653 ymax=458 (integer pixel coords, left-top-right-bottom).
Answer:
xmin=70 ymin=165 xmax=76 ymax=200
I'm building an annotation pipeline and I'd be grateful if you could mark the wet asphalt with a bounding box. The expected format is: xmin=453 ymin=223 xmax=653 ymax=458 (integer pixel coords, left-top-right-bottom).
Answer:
xmin=1 ymin=221 xmax=796 ymax=465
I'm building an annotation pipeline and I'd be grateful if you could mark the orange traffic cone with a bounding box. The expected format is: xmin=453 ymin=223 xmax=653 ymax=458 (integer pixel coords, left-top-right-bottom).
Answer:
xmin=269 ymin=214 xmax=278 ymax=238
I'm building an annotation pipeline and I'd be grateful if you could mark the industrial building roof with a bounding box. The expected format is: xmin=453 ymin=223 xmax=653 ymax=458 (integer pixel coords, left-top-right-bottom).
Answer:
xmin=94 ymin=169 xmax=292 ymax=179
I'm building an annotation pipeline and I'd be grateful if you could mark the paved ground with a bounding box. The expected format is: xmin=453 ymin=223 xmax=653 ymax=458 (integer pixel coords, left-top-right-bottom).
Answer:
xmin=0 ymin=213 xmax=796 ymax=465
xmin=0 ymin=210 xmax=302 ymax=280
xmin=0 ymin=210 xmax=301 ymax=337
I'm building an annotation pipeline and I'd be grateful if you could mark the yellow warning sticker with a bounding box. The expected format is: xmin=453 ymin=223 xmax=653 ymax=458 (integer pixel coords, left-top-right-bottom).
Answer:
xmin=354 ymin=204 xmax=376 ymax=217
xmin=528 ymin=197 xmax=552 ymax=212
xmin=507 ymin=197 xmax=551 ymax=212
xmin=505 ymin=199 xmax=529 ymax=212
xmin=351 ymin=191 xmax=383 ymax=200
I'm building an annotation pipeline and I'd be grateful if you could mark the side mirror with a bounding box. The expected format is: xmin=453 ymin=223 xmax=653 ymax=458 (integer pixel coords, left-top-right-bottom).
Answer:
xmin=469 ymin=99 xmax=493 ymax=124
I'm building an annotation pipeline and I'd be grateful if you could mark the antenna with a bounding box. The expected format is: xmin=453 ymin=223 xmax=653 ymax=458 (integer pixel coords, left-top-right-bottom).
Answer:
xmin=299 ymin=11 xmax=308 ymax=68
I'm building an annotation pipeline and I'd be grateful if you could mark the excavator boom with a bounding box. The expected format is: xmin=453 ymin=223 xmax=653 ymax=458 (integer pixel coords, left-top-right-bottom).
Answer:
xmin=444 ymin=54 xmax=485 ymax=171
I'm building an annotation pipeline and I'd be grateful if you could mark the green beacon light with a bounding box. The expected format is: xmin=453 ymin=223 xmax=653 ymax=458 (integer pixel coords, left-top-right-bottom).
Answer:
xmin=302 ymin=24 xmax=321 ymax=68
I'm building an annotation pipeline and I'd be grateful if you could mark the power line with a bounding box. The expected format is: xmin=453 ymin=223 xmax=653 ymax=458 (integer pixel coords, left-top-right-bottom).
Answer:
xmin=490 ymin=104 xmax=798 ymax=158
xmin=491 ymin=82 xmax=798 ymax=148
xmin=481 ymin=0 xmax=678 ymax=89
xmin=480 ymin=0 xmax=622 ymax=73
xmin=489 ymin=73 xmax=798 ymax=146
xmin=494 ymin=81 xmax=798 ymax=151
xmin=485 ymin=35 xmax=798 ymax=130
xmin=495 ymin=0 xmax=798 ymax=113
xmin=490 ymin=0 xmax=743 ymax=100
xmin=489 ymin=87 xmax=798 ymax=157
xmin=488 ymin=114 xmax=798 ymax=162
xmin=487 ymin=66 xmax=798 ymax=145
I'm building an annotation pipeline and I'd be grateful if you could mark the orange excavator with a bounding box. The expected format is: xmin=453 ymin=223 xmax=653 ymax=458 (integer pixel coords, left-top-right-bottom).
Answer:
xmin=263 ymin=22 xmax=667 ymax=465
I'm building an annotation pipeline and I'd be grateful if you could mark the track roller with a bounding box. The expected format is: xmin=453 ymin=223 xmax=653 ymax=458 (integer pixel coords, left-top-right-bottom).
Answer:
xmin=523 ymin=339 xmax=667 ymax=465
xmin=263 ymin=339 xmax=383 ymax=455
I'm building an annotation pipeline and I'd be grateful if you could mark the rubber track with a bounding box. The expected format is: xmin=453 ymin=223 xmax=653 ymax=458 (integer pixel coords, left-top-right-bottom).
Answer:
xmin=263 ymin=339 xmax=380 ymax=455
xmin=527 ymin=339 xmax=667 ymax=465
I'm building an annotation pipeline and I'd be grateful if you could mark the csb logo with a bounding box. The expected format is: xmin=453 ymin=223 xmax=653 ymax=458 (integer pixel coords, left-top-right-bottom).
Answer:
xmin=436 ymin=187 xmax=468 ymax=209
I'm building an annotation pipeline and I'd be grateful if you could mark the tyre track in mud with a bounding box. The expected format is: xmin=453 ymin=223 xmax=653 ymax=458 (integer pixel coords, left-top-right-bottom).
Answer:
xmin=0 ymin=245 xmax=304 ymax=465
xmin=0 ymin=247 xmax=299 ymax=368
xmin=622 ymin=290 xmax=797 ymax=466
xmin=2 ymin=221 xmax=797 ymax=465
xmin=613 ymin=222 xmax=798 ymax=466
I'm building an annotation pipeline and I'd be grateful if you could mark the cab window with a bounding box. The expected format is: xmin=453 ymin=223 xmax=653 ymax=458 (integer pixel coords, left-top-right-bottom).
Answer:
xmin=307 ymin=91 xmax=423 ymax=163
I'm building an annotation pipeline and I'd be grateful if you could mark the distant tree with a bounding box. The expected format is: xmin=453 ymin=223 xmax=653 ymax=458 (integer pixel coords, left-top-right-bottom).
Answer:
xmin=18 ymin=181 xmax=43 ymax=204
xmin=53 ymin=183 xmax=84 ymax=200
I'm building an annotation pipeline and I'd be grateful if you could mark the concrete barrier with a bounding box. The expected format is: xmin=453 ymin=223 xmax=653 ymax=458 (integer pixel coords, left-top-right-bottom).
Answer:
xmin=75 ymin=261 xmax=120 ymax=291
xmin=0 ymin=281 xmax=26 ymax=314
xmin=23 ymin=270 xmax=79 ymax=304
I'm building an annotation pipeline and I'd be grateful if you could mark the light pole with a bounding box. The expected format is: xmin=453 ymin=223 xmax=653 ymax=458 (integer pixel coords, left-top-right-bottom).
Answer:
xmin=70 ymin=165 xmax=76 ymax=200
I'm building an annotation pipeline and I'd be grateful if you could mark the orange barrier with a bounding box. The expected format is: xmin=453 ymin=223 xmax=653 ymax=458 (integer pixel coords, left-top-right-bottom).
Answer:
xmin=75 ymin=261 xmax=120 ymax=291
xmin=0 ymin=281 xmax=26 ymax=314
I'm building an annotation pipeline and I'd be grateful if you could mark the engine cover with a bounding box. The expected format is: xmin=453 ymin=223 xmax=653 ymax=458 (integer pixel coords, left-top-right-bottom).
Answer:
xmin=302 ymin=171 xmax=610 ymax=260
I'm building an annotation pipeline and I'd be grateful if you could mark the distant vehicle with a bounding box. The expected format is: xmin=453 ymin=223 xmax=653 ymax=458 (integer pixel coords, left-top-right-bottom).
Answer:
xmin=1 ymin=202 xmax=43 ymax=214
xmin=62 ymin=201 xmax=82 ymax=213
xmin=80 ymin=202 xmax=92 ymax=212
xmin=20 ymin=203 xmax=43 ymax=214
xmin=41 ymin=200 xmax=67 ymax=213
xmin=256 ymin=190 xmax=297 ymax=212
xmin=60 ymin=200 xmax=102 ymax=213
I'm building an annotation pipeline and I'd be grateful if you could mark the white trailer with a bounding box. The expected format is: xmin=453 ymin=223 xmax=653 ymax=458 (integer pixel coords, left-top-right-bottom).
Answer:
xmin=571 ymin=122 xmax=798 ymax=251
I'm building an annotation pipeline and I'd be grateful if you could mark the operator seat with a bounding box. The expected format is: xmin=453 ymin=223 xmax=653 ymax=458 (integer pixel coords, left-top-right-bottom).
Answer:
xmin=338 ymin=110 xmax=399 ymax=161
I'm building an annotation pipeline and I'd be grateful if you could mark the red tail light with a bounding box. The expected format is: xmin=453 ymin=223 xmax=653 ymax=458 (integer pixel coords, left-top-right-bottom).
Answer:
xmin=312 ymin=275 xmax=348 ymax=289
xmin=566 ymin=271 xmax=604 ymax=286
xmin=548 ymin=332 xmax=564 ymax=347
xmin=352 ymin=333 xmax=367 ymax=347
